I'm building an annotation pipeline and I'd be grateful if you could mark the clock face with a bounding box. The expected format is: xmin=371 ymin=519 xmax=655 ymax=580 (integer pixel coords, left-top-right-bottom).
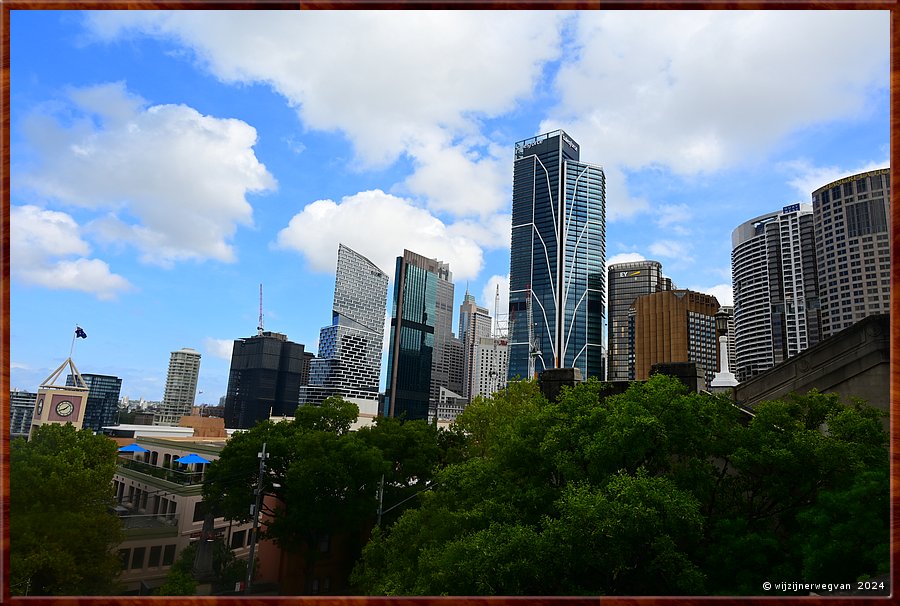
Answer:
xmin=36 ymin=397 xmax=44 ymax=416
xmin=56 ymin=400 xmax=75 ymax=417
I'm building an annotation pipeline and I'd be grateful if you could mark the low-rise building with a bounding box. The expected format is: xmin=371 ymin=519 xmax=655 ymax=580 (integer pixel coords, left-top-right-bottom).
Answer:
xmin=111 ymin=435 xmax=253 ymax=594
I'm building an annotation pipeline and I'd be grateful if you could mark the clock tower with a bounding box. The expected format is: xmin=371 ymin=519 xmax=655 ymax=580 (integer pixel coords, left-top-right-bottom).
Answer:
xmin=29 ymin=357 xmax=90 ymax=438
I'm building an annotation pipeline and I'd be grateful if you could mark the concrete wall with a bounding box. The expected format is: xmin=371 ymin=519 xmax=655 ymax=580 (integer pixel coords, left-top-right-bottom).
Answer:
xmin=733 ymin=314 xmax=889 ymax=414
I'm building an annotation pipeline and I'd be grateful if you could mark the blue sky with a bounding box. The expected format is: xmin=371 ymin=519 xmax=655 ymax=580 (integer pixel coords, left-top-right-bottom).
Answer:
xmin=8 ymin=10 xmax=889 ymax=403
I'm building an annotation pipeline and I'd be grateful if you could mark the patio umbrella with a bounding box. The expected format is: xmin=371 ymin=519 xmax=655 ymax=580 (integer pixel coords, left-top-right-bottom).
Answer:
xmin=175 ymin=453 xmax=211 ymax=464
xmin=118 ymin=443 xmax=149 ymax=453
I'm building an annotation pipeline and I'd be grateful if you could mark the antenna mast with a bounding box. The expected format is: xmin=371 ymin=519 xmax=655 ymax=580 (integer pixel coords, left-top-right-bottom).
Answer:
xmin=257 ymin=283 xmax=264 ymax=335
xmin=493 ymin=285 xmax=500 ymax=338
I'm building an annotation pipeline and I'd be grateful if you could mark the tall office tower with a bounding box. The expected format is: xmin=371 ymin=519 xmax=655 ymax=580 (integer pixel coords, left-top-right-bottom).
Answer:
xmin=66 ymin=373 xmax=122 ymax=432
xmin=384 ymin=250 xmax=452 ymax=421
xmin=10 ymin=389 xmax=38 ymax=438
xmin=732 ymin=204 xmax=822 ymax=382
xmin=300 ymin=244 xmax=389 ymax=424
xmin=631 ymin=290 xmax=721 ymax=386
xmin=607 ymin=260 xmax=674 ymax=381
xmin=446 ymin=337 xmax=465 ymax=398
xmin=811 ymin=168 xmax=891 ymax=338
xmin=155 ymin=348 xmax=202 ymax=425
xmin=223 ymin=332 xmax=307 ymax=429
xmin=459 ymin=289 xmax=493 ymax=400
xmin=470 ymin=336 xmax=509 ymax=400
xmin=508 ymin=130 xmax=606 ymax=381
xmin=431 ymin=270 xmax=463 ymax=406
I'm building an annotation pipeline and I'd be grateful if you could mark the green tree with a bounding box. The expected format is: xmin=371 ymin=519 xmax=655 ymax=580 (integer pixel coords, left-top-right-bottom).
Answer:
xmin=203 ymin=396 xmax=451 ymax=592
xmin=154 ymin=538 xmax=247 ymax=595
xmin=11 ymin=424 xmax=124 ymax=595
xmin=352 ymin=375 xmax=889 ymax=596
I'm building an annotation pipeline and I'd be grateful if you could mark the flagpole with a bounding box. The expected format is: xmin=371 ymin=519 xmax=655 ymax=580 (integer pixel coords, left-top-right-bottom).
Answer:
xmin=69 ymin=326 xmax=77 ymax=358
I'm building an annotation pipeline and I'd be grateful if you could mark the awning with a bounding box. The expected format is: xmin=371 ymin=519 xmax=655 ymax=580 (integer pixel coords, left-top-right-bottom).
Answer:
xmin=174 ymin=453 xmax=211 ymax=464
xmin=118 ymin=443 xmax=149 ymax=453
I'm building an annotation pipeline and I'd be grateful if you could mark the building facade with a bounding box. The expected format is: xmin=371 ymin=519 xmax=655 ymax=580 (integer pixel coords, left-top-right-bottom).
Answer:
xmin=607 ymin=260 xmax=673 ymax=381
xmin=811 ymin=168 xmax=891 ymax=338
xmin=112 ymin=436 xmax=253 ymax=594
xmin=29 ymin=358 xmax=90 ymax=437
xmin=384 ymin=250 xmax=451 ymax=421
xmin=459 ymin=290 xmax=493 ymax=400
xmin=300 ymin=244 xmax=389 ymax=428
xmin=732 ymin=204 xmax=822 ymax=382
xmin=470 ymin=336 xmax=509 ymax=401
xmin=508 ymin=130 xmax=606 ymax=381
xmin=66 ymin=373 xmax=123 ymax=433
xmin=631 ymin=290 xmax=721 ymax=386
xmin=430 ymin=271 xmax=463 ymax=406
xmin=155 ymin=348 xmax=202 ymax=426
xmin=223 ymin=332 xmax=307 ymax=429
xmin=10 ymin=389 xmax=37 ymax=439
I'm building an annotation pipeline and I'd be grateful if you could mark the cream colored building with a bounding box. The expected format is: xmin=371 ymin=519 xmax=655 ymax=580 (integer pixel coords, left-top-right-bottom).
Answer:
xmin=112 ymin=433 xmax=253 ymax=593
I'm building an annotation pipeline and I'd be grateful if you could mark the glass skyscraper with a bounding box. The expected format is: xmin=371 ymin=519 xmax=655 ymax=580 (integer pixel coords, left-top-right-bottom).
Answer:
xmin=508 ymin=130 xmax=606 ymax=380
xmin=66 ymin=373 xmax=122 ymax=432
xmin=384 ymin=249 xmax=452 ymax=421
xmin=300 ymin=244 xmax=389 ymax=421
xmin=223 ymin=332 xmax=307 ymax=429
xmin=607 ymin=260 xmax=673 ymax=381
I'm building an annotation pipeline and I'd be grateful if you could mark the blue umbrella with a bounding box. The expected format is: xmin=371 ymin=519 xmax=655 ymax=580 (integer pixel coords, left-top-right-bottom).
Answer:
xmin=118 ymin=443 xmax=149 ymax=453
xmin=175 ymin=453 xmax=210 ymax=464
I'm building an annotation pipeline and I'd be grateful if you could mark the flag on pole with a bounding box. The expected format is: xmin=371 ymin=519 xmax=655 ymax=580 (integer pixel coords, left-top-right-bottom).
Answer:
xmin=75 ymin=326 xmax=87 ymax=339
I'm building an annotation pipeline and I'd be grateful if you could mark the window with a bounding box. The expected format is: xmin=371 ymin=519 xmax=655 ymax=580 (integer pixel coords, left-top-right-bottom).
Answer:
xmin=118 ymin=549 xmax=130 ymax=569
xmin=131 ymin=547 xmax=146 ymax=570
xmin=149 ymin=546 xmax=162 ymax=567
xmin=231 ymin=530 xmax=247 ymax=550
xmin=193 ymin=501 xmax=208 ymax=523
xmin=163 ymin=544 xmax=176 ymax=566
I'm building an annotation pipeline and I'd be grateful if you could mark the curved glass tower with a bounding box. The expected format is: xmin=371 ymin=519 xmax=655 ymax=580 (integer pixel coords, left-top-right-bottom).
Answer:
xmin=508 ymin=130 xmax=606 ymax=380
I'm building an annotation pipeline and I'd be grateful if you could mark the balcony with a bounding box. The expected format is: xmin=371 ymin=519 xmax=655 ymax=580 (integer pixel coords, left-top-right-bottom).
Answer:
xmin=118 ymin=456 xmax=205 ymax=486
xmin=112 ymin=504 xmax=181 ymax=540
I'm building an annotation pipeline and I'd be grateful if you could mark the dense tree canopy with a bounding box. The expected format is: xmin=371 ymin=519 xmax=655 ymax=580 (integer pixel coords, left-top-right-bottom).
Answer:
xmin=350 ymin=376 xmax=889 ymax=595
xmin=203 ymin=396 xmax=452 ymax=566
xmin=11 ymin=423 xmax=124 ymax=596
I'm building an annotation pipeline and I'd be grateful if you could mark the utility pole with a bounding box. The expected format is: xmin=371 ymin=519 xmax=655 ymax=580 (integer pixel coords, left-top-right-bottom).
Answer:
xmin=376 ymin=474 xmax=384 ymax=526
xmin=244 ymin=442 xmax=268 ymax=594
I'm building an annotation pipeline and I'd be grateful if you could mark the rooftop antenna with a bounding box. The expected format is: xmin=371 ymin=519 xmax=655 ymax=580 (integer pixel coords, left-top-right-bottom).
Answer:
xmin=257 ymin=283 xmax=264 ymax=335
xmin=493 ymin=284 xmax=500 ymax=338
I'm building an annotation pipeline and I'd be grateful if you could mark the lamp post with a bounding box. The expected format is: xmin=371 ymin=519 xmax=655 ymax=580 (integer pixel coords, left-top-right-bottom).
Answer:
xmin=711 ymin=309 xmax=738 ymax=390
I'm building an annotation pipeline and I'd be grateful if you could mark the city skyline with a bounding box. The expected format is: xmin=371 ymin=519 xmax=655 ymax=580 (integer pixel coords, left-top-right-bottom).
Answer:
xmin=8 ymin=11 xmax=889 ymax=401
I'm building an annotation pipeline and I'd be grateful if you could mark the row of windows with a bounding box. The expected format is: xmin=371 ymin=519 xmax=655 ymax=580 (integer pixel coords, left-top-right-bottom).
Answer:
xmin=119 ymin=544 xmax=176 ymax=571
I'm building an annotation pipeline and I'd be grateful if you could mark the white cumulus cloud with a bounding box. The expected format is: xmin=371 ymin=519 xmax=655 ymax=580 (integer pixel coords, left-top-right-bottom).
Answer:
xmin=82 ymin=11 xmax=564 ymax=221
xmin=275 ymin=190 xmax=484 ymax=280
xmin=782 ymin=157 xmax=890 ymax=199
xmin=606 ymin=252 xmax=646 ymax=267
xmin=693 ymin=283 xmax=734 ymax=307
xmin=204 ymin=338 xmax=236 ymax=361
xmin=18 ymin=81 xmax=276 ymax=266
xmin=550 ymin=11 xmax=888 ymax=176
xmin=11 ymin=205 xmax=132 ymax=300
